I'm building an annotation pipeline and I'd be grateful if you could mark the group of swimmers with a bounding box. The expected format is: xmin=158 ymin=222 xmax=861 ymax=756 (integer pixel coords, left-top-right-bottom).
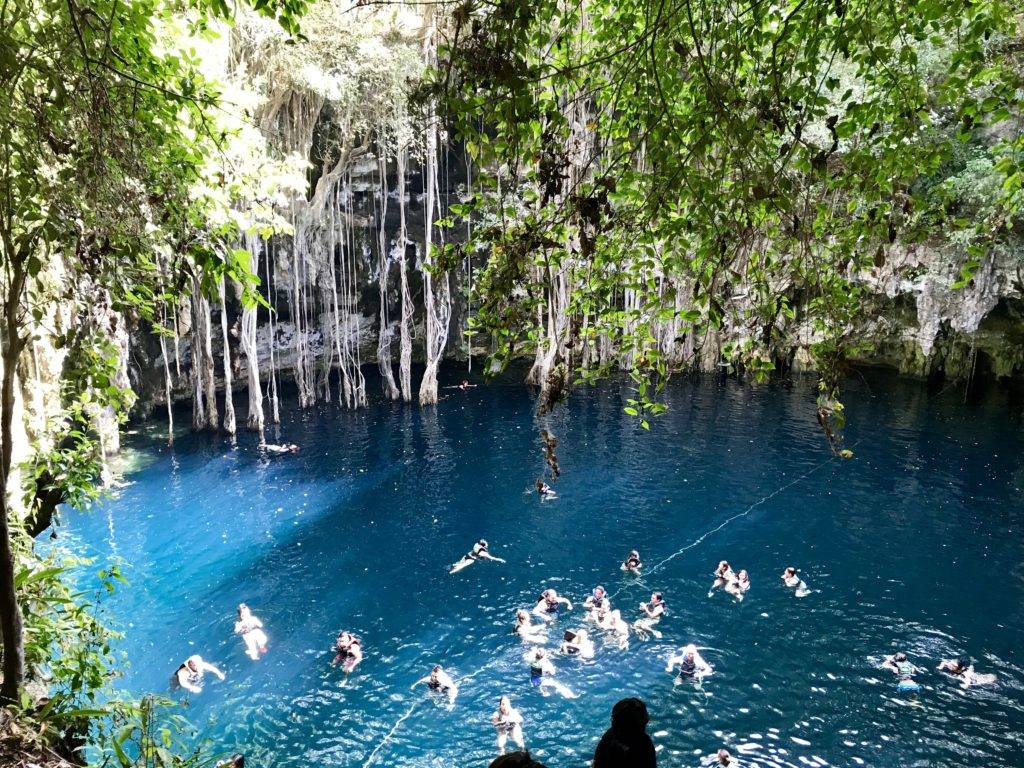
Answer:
xmin=170 ymin=537 xmax=998 ymax=760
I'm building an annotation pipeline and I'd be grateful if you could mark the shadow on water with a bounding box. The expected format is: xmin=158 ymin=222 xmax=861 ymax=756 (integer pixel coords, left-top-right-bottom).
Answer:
xmin=46 ymin=365 xmax=1024 ymax=768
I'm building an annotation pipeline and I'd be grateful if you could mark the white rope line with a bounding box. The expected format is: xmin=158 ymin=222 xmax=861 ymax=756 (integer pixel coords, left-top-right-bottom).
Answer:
xmin=361 ymin=700 xmax=422 ymax=768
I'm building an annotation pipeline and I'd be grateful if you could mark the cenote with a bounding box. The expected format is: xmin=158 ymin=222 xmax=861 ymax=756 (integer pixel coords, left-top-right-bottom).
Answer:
xmin=48 ymin=367 xmax=1024 ymax=768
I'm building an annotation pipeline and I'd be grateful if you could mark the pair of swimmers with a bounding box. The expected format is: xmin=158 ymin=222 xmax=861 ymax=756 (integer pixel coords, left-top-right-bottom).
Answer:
xmin=711 ymin=561 xmax=750 ymax=599
xmin=173 ymin=603 xmax=267 ymax=694
xmin=883 ymin=651 xmax=997 ymax=691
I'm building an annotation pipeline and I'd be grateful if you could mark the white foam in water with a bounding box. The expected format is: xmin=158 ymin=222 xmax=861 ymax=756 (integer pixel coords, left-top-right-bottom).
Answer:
xmin=791 ymin=736 xmax=812 ymax=746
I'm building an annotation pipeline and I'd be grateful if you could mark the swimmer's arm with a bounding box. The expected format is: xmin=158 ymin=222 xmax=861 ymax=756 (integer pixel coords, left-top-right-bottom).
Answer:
xmin=479 ymin=552 xmax=505 ymax=562
xmin=201 ymin=661 xmax=226 ymax=680
xmin=411 ymin=676 xmax=431 ymax=689
xmin=558 ymin=597 xmax=573 ymax=610
xmin=532 ymin=603 xmax=551 ymax=619
xmin=665 ymin=655 xmax=681 ymax=672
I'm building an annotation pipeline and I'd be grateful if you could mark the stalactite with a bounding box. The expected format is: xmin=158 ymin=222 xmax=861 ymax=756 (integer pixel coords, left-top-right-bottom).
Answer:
xmin=397 ymin=147 xmax=413 ymax=402
xmin=376 ymin=152 xmax=400 ymax=399
xmin=219 ymin=276 xmax=237 ymax=436
xmin=240 ymin=235 xmax=264 ymax=435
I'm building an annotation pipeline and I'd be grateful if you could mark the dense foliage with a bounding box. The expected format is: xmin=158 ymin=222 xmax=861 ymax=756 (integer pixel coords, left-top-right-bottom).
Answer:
xmin=435 ymin=0 xmax=1023 ymax=449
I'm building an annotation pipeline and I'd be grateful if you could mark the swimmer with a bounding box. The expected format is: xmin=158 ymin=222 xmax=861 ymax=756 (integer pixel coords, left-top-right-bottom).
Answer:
xmin=445 ymin=380 xmax=478 ymax=391
xmin=492 ymin=695 xmax=525 ymax=754
xmin=515 ymin=609 xmax=548 ymax=643
xmin=535 ymin=480 xmax=557 ymax=498
xmin=709 ymin=561 xmax=733 ymax=595
xmin=533 ymin=588 xmax=573 ymax=621
xmin=449 ymin=539 xmax=507 ymax=574
xmin=597 ymin=608 xmax=630 ymax=648
xmin=937 ymin=659 xmax=997 ymax=688
xmin=561 ymin=628 xmax=595 ymax=659
xmin=882 ymin=652 xmax=920 ymax=692
xmin=621 ymin=550 xmax=642 ymax=574
xmin=263 ymin=443 xmax=298 ymax=454
xmin=234 ymin=603 xmax=268 ymax=660
xmin=725 ymin=570 xmax=750 ymax=600
xmin=524 ymin=647 xmax=577 ymax=698
xmin=583 ymin=585 xmax=610 ymax=613
xmin=633 ymin=592 xmax=665 ymax=639
xmin=781 ymin=567 xmax=800 ymax=588
xmin=716 ymin=749 xmax=732 ymax=766
xmin=172 ymin=654 xmax=225 ymax=694
xmin=666 ymin=644 xmax=713 ymax=683
xmin=216 ymin=755 xmax=245 ymax=768
xmin=412 ymin=664 xmax=458 ymax=704
xmin=332 ymin=631 xmax=363 ymax=673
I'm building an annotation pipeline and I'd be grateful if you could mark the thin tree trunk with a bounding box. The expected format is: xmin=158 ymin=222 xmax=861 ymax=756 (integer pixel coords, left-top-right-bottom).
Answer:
xmin=159 ymin=305 xmax=174 ymax=445
xmin=377 ymin=153 xmax=400 ymax=399
xmin=0 ymin=261 xmax=27 ymax=702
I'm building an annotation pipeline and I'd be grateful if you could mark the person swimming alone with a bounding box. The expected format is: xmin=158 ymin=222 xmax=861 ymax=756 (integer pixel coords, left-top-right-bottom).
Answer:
xmin=561 ymin=628 xmax=595 ymax=659
xmin=234 ymin=603 xmax=268 ymax=660
xmin=449 ymin=539 xmax=507 ymax=573
xmin=621 ymin=550 xmax=642 ymax=575
xmin=535 ymin=480 xmax=557 ymax=498
xmin=524 ymin=647 xmax=577 ymax=698
xmin=332 ymin=631 xmax=363 ymax=673
xmin=263 ymin=443 xmax=299 ymax=454
xmin=583 ymin=586 xmax=610 ymax=613
xmin=937 ymin=658 xmax=997 ymax=688
xmin=666 ymin=644 xmax=713 ymax=683
xmin=172 ymin=654 xmax=225 ymax=694
xmin=533 ymin=588 xmax=573 ymax=621
xmin=514 ymin=609 xmax=548 ymax=643
xmin=633 ymin=592 xmax=666 ymax=639
xmin=492 ymin=695 xmax=525 ymax=754
xmin=412 ymin=664 xmax=458 ymax=704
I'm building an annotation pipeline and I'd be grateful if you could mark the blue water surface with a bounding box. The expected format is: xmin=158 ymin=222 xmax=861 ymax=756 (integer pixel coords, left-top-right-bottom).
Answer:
xmin=49 ymin=367 xmax=1024 ymax=768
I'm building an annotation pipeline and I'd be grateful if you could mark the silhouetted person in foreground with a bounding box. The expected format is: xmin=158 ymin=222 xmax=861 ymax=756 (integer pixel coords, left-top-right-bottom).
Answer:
xmin=489 ymin=752 xmax=547 ymax=768
xmin=593 ymin=697 xmax=656 ymax=768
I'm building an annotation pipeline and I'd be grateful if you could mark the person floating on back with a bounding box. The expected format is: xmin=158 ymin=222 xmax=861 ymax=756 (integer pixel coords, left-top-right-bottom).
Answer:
xmin=533 ymin=588 xmax=573 ymax=621
xmin=412 ymin=664 xmax=458 ymax=705
xmin=492 ymin=695 xmax=525 ymax=755
xmin=666 ymin=644 xmax=713 ymax=683
xmin=450 ymin=539 xmax=506 ymax=574
xmin=937 ymin=658 xmax=997 ymax=688
xmin=172 ymin=654 xmax=225 ymax=694
xmin=593 ymin=697 xmax=656 ymax=768
xmin=621 ymin=550 xmax=642 ymax=575
xmin=234 ymin=603 xmax=268 ymax=661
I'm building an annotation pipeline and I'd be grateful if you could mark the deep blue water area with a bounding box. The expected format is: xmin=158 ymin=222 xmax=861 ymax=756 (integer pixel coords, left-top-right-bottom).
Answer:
xmin=48 ymin=367 xmax=1024 ymax=767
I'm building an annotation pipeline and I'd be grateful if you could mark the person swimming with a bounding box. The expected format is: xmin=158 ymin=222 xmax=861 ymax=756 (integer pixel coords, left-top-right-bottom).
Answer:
xmin=172 ymin=654 xmax=225 ymax=694
xmin=882 ymin=652 xmax=920 ymax=692
xmin=524 ymin=647 xmax=577 ymax=698
xmin=633 ymin=592 xmax=666 ymax=639
xmin=709 ymin=561 xmax=734 ymax=595
xmin=780 ymin=566 xmax=811 ymax=597
xmin=725 ymin=570 xmax=750 ymax=600
xmin=449 ymin=539 xmax=507 ymax=573
xmin=583 ymin=586 xmax=610 ymax=613
xmin=535 ymin=480 xmax=557 ymax=498
xmin=596 ymin=608 xmax=630 ymax=648
xmin=666 ymin=644 xmax=713 ymax=682
xmin=716 ymin=749 xmax=732 ymax=766
xmin=937 ymin=658 xmax=997 ymax=688
xmin=561 ymin=628 xmax=595 ymax=659
xmin=492 ymin=695 xmax=525 ymax=754
xmin=412 ymin=664 xmax=458 ymax=704
xmin=263 ymin=443 xmax=298 ymax=454
xmin=621 ymin=550 xmax=642 ymax=575
xmin=234 ymin=603 xmax=268 ymax=660
xmin=514 ymin=609 xmax=548 ymax=643
xmin=332 ymin=631 xmax=363 ymax=673
xmin=533 ymin=589 xmax=572 ymax=621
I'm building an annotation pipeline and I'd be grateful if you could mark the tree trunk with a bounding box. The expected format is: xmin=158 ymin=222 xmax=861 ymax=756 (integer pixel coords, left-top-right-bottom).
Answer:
xmin=397 ymin=149 xmax=413 ymax=402
xmin=0 ymin=262 xmax=27 ymax=703
xmin=219 ymin=277 xmax=236 ymax=435
xmin=376 ymin=153 xmax=400 ymax=399
xmin=240 ymin=238 xmax=264 ymax=434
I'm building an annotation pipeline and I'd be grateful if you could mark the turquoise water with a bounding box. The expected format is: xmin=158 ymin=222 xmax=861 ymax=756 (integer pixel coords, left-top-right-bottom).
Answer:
xmin=50 ymin=368 xmax=1024 ymax=767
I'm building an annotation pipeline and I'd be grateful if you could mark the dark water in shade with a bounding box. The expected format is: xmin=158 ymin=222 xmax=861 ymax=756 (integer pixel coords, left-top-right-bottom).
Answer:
xmin=48 ymin=366 xmax=1024 ymax=768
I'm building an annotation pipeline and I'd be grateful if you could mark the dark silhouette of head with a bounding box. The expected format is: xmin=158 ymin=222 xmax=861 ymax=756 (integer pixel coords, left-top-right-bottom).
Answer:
xmin=594 ymin=698 xmax=656 ymax=768
xmin=489 ymin=752 xmax=547 ymax=768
